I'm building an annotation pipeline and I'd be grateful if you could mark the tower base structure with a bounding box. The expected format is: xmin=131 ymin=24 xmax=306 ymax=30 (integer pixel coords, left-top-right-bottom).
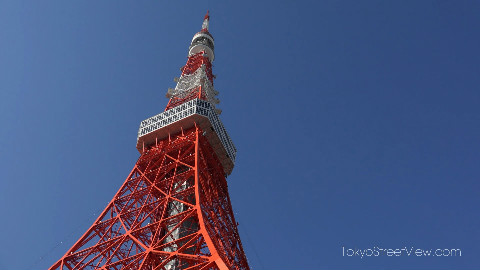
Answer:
xmin=50 ymin=126 xmax=249 ymax=270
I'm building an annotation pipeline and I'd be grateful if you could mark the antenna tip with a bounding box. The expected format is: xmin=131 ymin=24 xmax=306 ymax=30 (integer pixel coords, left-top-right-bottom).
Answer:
xmin=204 ymin=10 xmax=210 ymax=20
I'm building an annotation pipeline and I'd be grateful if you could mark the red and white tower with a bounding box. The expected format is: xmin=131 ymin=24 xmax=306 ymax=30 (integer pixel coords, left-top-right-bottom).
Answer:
xmin=50 ymin=12 xmax=250 ymax=270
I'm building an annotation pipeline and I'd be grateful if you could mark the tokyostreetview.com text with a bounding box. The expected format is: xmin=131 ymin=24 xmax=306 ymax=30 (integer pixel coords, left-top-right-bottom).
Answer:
xmin=342 ymin=246 xmax=462 ymax=259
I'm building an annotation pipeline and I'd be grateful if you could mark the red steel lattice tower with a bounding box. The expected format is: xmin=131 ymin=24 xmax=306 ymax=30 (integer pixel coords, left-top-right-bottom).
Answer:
xmin=50 ymin=12 xmax=250 ymax=270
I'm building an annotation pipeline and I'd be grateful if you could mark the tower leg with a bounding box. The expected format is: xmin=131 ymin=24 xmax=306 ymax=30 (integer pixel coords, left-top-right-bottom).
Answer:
xmin=50 ymin=127 xmax=249 ymax=270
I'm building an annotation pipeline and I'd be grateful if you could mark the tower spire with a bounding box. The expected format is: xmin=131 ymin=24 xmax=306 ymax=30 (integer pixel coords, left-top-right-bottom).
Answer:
xmin=202 ymin=10 xmax=210 ymax=31
xmin=165 ymin=12 xmax=218 ymax=112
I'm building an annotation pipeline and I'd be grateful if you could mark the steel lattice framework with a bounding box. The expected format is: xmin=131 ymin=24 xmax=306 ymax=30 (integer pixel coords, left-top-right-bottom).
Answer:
xmin=50 ymin=12 xmax=250 ymax=270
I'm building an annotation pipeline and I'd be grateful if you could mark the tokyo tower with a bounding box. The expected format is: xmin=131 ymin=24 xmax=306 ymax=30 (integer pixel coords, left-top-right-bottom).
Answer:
xmin=49 ymin=12 xmax=250 ymax=270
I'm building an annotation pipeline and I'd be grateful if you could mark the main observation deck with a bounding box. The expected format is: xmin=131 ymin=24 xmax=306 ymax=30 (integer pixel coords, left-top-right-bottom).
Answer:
xmin=137 ymin=98 xmax=236 ymax=175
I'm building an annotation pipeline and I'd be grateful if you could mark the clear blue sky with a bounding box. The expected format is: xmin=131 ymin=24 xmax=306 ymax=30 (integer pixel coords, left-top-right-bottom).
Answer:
xmin=1 ymin=1 xmax=479 ymax=269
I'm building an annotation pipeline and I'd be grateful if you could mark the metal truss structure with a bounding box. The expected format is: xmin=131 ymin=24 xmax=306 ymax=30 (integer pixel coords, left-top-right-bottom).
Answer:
xmin=50 ymin=12 xmax=250 ymax=270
